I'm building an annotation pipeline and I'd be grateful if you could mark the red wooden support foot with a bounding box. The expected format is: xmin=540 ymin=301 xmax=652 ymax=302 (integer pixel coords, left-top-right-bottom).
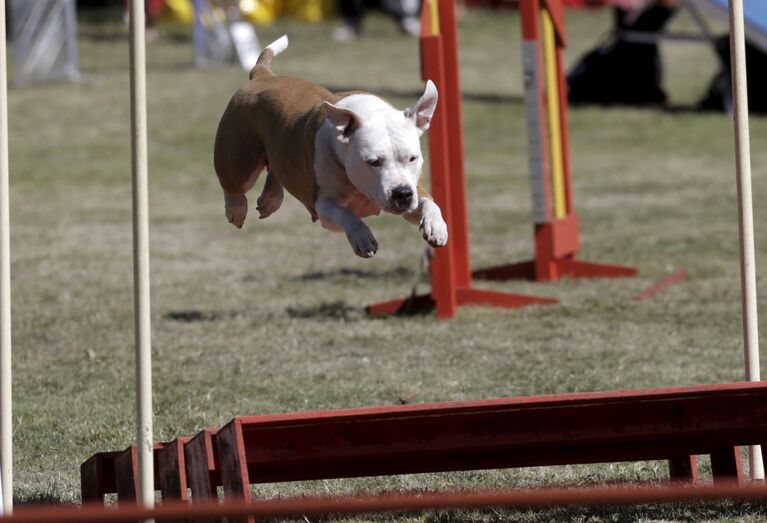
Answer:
xmin=366 ymin=288 xmax=558 ymax=318
xmin=475 ymin=258 xmax=637 ymax=283
xmin=184 ymin=429 xmax=220 ymax=523
xmin=114 ymin=446 xmax=139 ymax=503
xmin=636 ymin=270 xmax=688 ymax=300
xmin=711 ymin=447 xmax=744 ymax=483
xmin=456 ymin=288 xmax=558 ymax=308
xmin=157 ymin=437 xmax=190 ymax=501
xmin=556 ymin=258 xmax=638 ymax=279
xmin=80 ymin=450 xmax=123 ymax=503
xmin=215 ymin=420 xmax=253 ymax=523
xmin=80 ymin=455 xmax=102 ymax=503
xmin=157 ymin=438 xmax=191 ymax=523
xmin=668 ymin=455 xmax=698 ymax=482
xmin=80 ymin=443 xmax=169 ymax=506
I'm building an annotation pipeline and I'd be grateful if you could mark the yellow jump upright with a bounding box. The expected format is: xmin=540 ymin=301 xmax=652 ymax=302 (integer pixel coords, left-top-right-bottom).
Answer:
xmin=541 ymin=8 xmax=566 ymax=220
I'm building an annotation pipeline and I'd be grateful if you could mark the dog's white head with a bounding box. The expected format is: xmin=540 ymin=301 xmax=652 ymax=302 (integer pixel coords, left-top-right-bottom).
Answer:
xmin=322 ymin=80 xmax=438 ymax=214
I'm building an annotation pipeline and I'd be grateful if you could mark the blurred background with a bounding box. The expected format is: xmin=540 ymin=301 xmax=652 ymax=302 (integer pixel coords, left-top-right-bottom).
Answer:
xmin=9 ymin=0 xmax=766 ymax=110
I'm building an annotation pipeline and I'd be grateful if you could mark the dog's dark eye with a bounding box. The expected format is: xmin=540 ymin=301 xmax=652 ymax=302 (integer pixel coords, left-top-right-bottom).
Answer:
xmin=409 ymin=155 xmax=418 ymax=163
xmin=366 ymin=158 xmax=383 ymax=168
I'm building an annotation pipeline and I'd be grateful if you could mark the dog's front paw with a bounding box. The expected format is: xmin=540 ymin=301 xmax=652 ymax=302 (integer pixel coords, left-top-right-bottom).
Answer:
xmin=421 ymin=207 xmax=448 ymax=247
xmin=347 ymin=224 xmax=379 ymax=258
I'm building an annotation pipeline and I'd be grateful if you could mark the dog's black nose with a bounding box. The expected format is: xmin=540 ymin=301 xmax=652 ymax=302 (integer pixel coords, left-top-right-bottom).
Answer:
xmin=391 ymin=185 xmax=414 ymax=209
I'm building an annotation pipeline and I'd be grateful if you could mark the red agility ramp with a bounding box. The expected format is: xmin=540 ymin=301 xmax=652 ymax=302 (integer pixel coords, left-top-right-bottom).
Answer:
xmin=82 ymin=382 xmax=767 ymax=520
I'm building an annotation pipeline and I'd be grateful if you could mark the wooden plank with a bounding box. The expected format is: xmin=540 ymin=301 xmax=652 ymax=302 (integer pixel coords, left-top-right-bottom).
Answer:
xmin=80 ymin=454 xmax=103 ymax=503
xmin=80 ymin=450 xmax=122 ymax=502
xmin=214 ymin=420 xmax=253 ymax=523
xmin=184 ymin=429 xmax=218 ymax=497
xmin=183 ymin=430 xmax=219 ymax=523
xmin=114 ymin=446 xmax=138 ymax=503
xmin=80 ymin=442 xmax=169 ymax=503
xmin=223 ymin=383 xmax=767 ymax=483
xmin=157 ymin=437 xmax=190 ymax=501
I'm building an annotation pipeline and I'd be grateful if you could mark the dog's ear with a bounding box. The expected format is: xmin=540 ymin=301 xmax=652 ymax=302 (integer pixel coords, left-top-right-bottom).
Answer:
xmin=404 ymin=80 xmax=438 ymax=136
xmin=322 ymin=102 xmax=361 ymax=144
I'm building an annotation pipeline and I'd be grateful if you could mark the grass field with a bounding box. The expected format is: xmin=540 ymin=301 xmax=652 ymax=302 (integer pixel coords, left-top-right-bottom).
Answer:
xmin=5 ymin=4 xmax=767 ymax=521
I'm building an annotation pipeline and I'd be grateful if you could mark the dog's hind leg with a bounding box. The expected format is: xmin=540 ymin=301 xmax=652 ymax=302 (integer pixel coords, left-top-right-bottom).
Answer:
xmin=256 ymin=169 xmax=284 ymax=219
xmin=215 ymin=137 xmax=266 ymax=228
xmin=221 ymin=161 xmax=263 ymax=228
xmin=221 ymin=160 xmax=263 ymax=228
xmin=224 ymin=192 xmax=249 ymax=228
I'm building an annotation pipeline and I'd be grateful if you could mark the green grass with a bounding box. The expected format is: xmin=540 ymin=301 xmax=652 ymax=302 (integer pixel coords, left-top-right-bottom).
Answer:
xmin=6 ymin=5 xmax=767 ymax=521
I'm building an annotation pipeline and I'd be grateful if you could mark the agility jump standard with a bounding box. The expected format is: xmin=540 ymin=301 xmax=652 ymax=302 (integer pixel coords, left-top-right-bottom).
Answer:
xmin=367 ymin=0 xmax=636 ymax=319
xmin=366 ymin=0 xmax=559 ymax=319
xmin=473 ymin=0 xmax=637 ymax=283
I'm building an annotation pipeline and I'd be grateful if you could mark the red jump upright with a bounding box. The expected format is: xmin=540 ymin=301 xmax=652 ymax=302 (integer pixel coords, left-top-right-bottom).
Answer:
xmin=366 ymin=0 xmax=558 ymax=319
xmin=473 ymin=0 xmax=637 ymax=282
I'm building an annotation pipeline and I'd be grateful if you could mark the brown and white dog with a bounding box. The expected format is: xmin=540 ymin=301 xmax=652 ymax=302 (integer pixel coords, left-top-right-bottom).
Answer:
xmin=214 ymin=35 xmax=448 ymax=258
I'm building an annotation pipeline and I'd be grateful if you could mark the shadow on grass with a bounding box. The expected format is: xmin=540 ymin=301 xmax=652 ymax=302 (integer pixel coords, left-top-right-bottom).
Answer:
xmin=297 ymin=266 xmax=411 ymax=282
xmin=164 ymin=310 xmax=222 ymax=323
xmin=286 ymin=300 xmax=359 ymax=321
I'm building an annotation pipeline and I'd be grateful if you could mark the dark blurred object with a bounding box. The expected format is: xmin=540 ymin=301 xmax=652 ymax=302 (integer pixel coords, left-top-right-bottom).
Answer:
xmin=460 ymin=1 xmax=609 ymax=9
xmin=77 ymin=0 xmax=122 ymax=7
xmin=334 ymin=0 xmax=420 ymax=41
xmin=561 ymin=0 xmax=610 ymax=5
xmin=567 ymin=5 xmax=675 ymax=106
xmin=699 ymin=36 xmax=767 ymax=113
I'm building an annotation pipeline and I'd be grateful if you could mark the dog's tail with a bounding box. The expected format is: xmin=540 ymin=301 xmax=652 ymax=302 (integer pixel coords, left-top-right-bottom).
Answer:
xmin=250 ymin=35 xmax=289 ymax=79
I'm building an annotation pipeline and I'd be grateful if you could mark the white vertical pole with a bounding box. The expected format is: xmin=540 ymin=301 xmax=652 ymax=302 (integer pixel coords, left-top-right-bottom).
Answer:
xmin=0 ymin=0 xmax=13 ymax=513
xmin=727 ymin=0 xmax=764 ymax=481
xmin=128 ymin=0 xmax=155 ymax=507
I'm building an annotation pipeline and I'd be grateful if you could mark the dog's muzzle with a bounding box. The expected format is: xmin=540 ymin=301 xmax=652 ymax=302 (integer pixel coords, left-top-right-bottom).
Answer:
xmin=390 ymin=185 xmax=414 ymax=212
